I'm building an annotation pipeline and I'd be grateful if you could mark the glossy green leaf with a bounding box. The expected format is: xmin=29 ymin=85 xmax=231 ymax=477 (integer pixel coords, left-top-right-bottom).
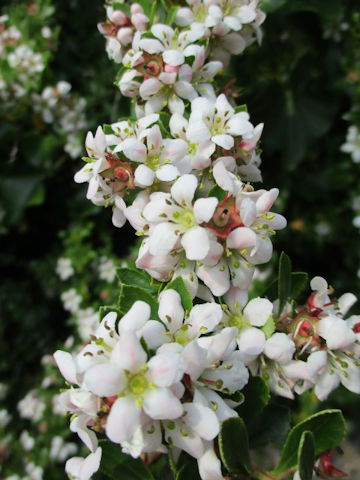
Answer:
xmin=219 ymin=417 xmax=252 ymax=475
xmin=298 ymin=431 xmax=315 ymax=480
xmin=207 ymin=185 xmax=226 ymax=201
xmin=237 ymin=376 xmax=270 ymax=424
xmin=99 ymin=305 xmax=121 ymax=322
xmin=290 ymin=272 xmax=308 ymax=298
xmin=116 ymin=267 xmax=158 ymax=292
xmin=118 ymin=285 xmax=160 ymax=320
xmin=166 ymin=6 xmax=179 ymax=25
xmin=99 ymin=440 xmax=155 ymax=480
xmin=261 ymin=0 xmax=287 ymax=12
xmin=165 ymin=276 xmax=193 ymax=312
xmin=248 ymin=404 xmax=291 ymax=449
xmin=274 ymin=409 xmax=345 ymax=474
xmin=261 ymin=315 xmax=275 ymax=340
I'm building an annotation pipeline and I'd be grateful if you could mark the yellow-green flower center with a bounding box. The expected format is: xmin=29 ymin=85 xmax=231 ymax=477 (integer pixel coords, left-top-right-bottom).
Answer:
xmin=128 ymin=373 xmax=148 ymax=396
xmin=228 ymin=313 xmax=243 ymax=330
xmin=180 ymin=210 xmax=196 ymax=229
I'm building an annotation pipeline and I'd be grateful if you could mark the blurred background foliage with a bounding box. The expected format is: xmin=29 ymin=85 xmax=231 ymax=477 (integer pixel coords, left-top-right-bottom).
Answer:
xmin=1 ymin=0 xmax=360 ymax=478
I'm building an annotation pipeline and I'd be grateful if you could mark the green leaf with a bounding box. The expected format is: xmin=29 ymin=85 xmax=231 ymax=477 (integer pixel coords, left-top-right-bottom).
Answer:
xmin=165 ymin=276 xmax=193 ymax=312
xmin=103 ymin=124 xmax=114 ymax=135
xmin=298 ymin=431 xmax=315 ymax=480
xmin=176 ymin=455 xmax=201 ymax=480
xmin=261 ymin=314 xmax=275 ymax=339
xmin=166 ymin=6 xmax=179 ymax=25
xmin=290 ymin=272 xmax=308 ymax=298
xmin=234 ymin=104 xmax=248 ymax=113
xmin=158 ymin=111 xmax=171 ymax=136
xmin=237 ymin=376 xmax=270 ymax=424
xmin=273 ymin=409 xmax=346 ymax=474
xmin=99 ymin=440 xmax=155 ymax=480
xmin=112 ymin=2 xmax=131 ymax=15
xmin=99 ymin=305 xmax=121 ymax=322
xmin=278 ymin=252 xmax=292 ymax=316
xmin=219 ymin=417 xmax=252 ymax=475
xmin=137 ymin=0 xmax=152 ymax=16
xmin=118 ymin=285 xmax=160 ymax=320
xmin=248 ymin=404 xmax=291 ymax=449
xmin=116 ymin=267 xmax=159 ymax=292
xmin=149 ymin=0 xmax=158 ymax=25
xmin=208 ymin=184 xmax=226 ymax=202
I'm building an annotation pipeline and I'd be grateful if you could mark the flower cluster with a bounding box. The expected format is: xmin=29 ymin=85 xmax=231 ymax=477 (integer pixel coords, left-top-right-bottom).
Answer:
xmin=341 ymin=124 xmax=360 ymax=163
xmin=32 ymin=81 xmax=86 ymax=158
xmin=56 ymin=1 xmax=360 ymax=479
xmin=0 ymin=4 xmax=55 ymax=114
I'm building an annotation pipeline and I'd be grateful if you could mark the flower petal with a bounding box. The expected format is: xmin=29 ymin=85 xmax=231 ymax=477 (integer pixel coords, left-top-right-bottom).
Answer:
xmin=106 ymin=397 xmax=141 ymax=443
xmin=143 ymin=388 xmax=183 ymax=419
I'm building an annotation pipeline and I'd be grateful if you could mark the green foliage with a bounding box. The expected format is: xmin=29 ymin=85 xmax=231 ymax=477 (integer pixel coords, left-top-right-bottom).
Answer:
xmin=116 ymin=267 xmax=159 ymax=293
xmin=219 ymin=417 xmax=252 ymax=475
xmin=237 ymin=376 xmax=270 ymax=424
xmin=118 ymin=284 xmax=160 ymax=320
xmin=273 ymin=409 xmax=346 ymax=474
xmin=99 ymin=440 xmax=156 ymax=480
xmin=297 ymin=431 xmax=315 ymax=480
xmin=165 ymin=276 xmax=193 ymax=312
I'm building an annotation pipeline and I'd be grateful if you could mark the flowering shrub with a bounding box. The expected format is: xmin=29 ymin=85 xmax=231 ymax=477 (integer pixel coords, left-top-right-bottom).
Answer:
xmin=48 ymin=1 xmax=360 ymax=480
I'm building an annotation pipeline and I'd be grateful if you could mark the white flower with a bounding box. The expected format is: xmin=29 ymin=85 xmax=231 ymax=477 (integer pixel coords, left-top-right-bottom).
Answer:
xmin=188 ymin=94 xmax=255 ymax=151
xmin=139 ymin=23 xmax=205 ymax=67
xmin=0 ymin=409 xmax=11 ymax=428
xmin=56 ymin=257 xmax=74 ymax=280
xmin=98 ymin=256 xmax=117 ymax=282
xmin=17 ymin=390 xmax=45 ymax=422
xmin=307 ymin=350 xmax=360 ymax=400
xmin=141 ymin=174 xmax=219 ymax=260
xmin=61 ymin=288 xmax=82 ymax=314
xmin=65 ymin=447 xmax=102 ymax=480
xmin=341 ymin=125 xmax=360 ymax=163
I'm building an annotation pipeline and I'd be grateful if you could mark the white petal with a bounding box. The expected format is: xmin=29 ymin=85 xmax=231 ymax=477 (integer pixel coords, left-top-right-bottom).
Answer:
xmin=135 ymin=164 xmax=156 ymax=187
xmin=106 ymin=397 xmax=141 ymax=443
xmin=84 ymin=363 xmax=126 ymax=397
xmin=138 ymin=38 xmax=164 ymax=54
xmin=171 ymin=174 xmax=197 ymax=205
xmin=194 ymin=197 xmax=218 ymax=223
xmin=198 ymin=444 xmax=223 ymax=480
xmin=240 ymin=198 xmax=257 ymax=227
xmin=187 ymin=120 xmax=211 ymax=144
xmin=118 ymin=300 xmax=151 ymax=333
xmin=187 ymin=302 xmax=223 ymax=337
xmin=163 ymin=49 xmax=185 ymax=66
xmin=237 ymin=327 xmax=266 ymax=356
xmin=148 ymin=223 xmax=179 ymax=256
xmin=211 ymin=134 xmax=234 ymax=150
xmin=181 ymin=227 xmax=210 ymax=260
xmin=156 ymin=164 xmax=179 ymax=182
xmin=197 ymin=260 xmax=230 ymax=297
xmin=140 ymin=78 xmax=162 ymax=99
xmin=143 ymin=388 xmax=183 ymax=419
xmin=182 ymin=341 xmax=207 ymax=380
xmin=183 ymin=403 xmax=219 ymax=440
xmin=243 ymin=297 xmax=273 ymax=327
xmin=111 ymin=331 xmax=147 ymax=372
xmin=174 ymin=80 xmax=198 ymax=100
xmin=147 ymin=352 xmax=184 ymax=387
xmin=54 ymin=351 xmax=77 ymax=384
xmin=120 ymin=138 xmax=147 ymax=163
xmin=264 ymin=333 xmax=295 ymax=364
xmin=158 ymin=289 xmax=184 ymax=331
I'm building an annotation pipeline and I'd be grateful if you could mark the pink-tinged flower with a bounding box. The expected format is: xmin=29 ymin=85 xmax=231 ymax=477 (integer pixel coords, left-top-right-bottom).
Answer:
xmin=65 ymin=447 xmax=102 ymax=480
xmin=141 ymin=174 xmax=220 ymax=261
xmin=188 ymin=94 xmax=255 ymax=151
xmin=223 ymin=286 xmax=273 ymax=363
xmin=114 ymin=124 xmax=188 ymax=187
xmin=139 ymin=23 xmax=205 ymax=67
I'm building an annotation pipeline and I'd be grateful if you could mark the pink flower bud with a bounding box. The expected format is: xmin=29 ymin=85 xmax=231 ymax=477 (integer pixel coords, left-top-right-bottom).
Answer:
xmin=164 ymin=63 xmax=180 ymax=74
xmin=131 ymin=12 xmax=149 ymax=31
xmin=131 ymin=3 xmax=144 ymax=14
xmin=111 ymin=10 xmax=129 ymax=26
xmin=117 ymin=27 xmax=133 ymax=46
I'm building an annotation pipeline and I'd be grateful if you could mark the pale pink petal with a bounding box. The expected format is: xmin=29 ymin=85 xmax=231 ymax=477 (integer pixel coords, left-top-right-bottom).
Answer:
xmin=84 ymin=363 xmax=126 ymax=397
xmin=147 ymin=352 xmax=184 ymax=387
xmin=140 ymin=78 xmax=162 ymax=99
xmin=111 ymin=331 xmax=147 ymax=372
xmin=158 ymin=289 xmax=184 ymax=331
xmin=138 ymin=38 xmax=164 ymax=53
xmin=240 ymin=198 xmax=257 ymax=226
xmin=227 ymin=227 xmax=257 ymax=250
